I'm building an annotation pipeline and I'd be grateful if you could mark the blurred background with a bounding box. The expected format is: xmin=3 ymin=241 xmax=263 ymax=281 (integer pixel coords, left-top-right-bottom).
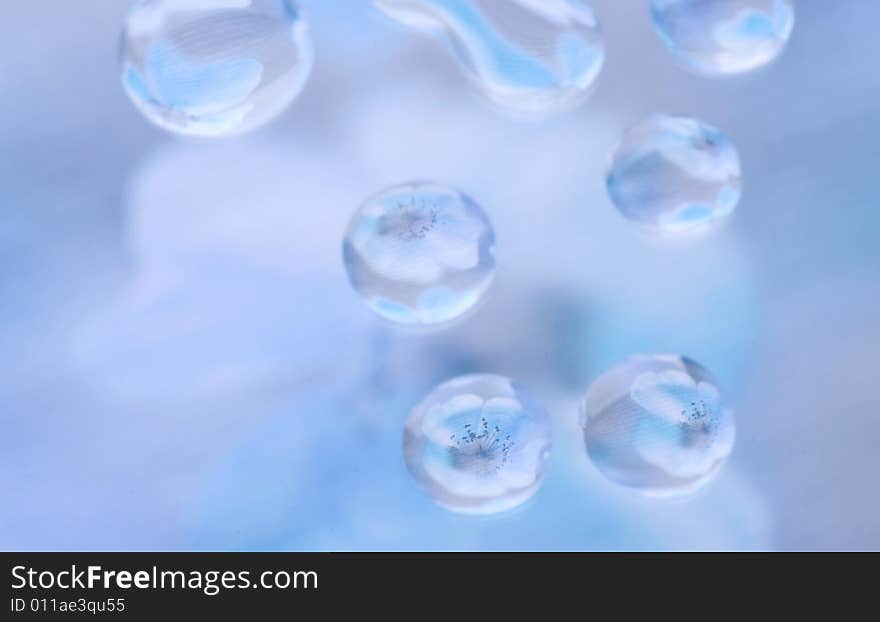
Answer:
xmin=1 ymin=0 xmax=877 ymax=551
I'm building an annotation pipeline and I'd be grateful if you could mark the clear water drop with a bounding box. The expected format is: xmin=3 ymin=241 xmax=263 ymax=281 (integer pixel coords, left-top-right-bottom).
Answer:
xmin=120 ymin=0 xmax=313 ymax=136
xmin=582 ymin=354 xmax=735 ymax=498
xmin=651 ymin=0 xmax=794 ymax=76
xmin=374 ymin=0 xmax=605 ymax=117
xmin=343 ymin=182 xmax=496 ymax=327
xmin=606 ymin=114 xmax=741 ymax=237
xmin=404 ymin=374 xmax=552 ymax=515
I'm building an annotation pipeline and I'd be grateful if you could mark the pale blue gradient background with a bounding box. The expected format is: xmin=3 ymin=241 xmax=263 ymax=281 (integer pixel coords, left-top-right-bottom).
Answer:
xmin=1 ymin=1 xmax=877 ymax=550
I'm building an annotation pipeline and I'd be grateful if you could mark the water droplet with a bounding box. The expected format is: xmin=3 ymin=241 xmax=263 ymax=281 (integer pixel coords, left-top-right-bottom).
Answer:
xmin=606 ymin=114 xmax=741 ymax=237
xmin=581 ymin=354 xmax=735 ymax=498
xmin=404 ymin=374 xmax=551 ymax=514
xmin=120 ymin=0 xmax=313 ymax=136
xmin=343 ymin=182 xmax=496 ymax=327
xmin=374 ymin=0 xmax=605 ymax=117
xmin=651 ymin=0 xmax=794 ymax=76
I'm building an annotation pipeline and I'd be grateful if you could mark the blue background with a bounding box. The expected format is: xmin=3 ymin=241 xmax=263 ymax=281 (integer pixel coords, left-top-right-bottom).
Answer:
xmin=1 ymin=0 xmax=878 ymax=550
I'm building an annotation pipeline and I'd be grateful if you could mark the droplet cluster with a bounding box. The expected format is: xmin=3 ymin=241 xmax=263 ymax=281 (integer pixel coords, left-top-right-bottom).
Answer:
xmin=111 ymin=1 xmax=775 ymax=514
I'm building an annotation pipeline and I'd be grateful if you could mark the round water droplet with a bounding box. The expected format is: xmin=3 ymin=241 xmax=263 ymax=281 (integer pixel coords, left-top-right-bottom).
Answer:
xmin=120 ymin=0 xmax=314 ymax=136
xmin=582 ymin=355 xmax=735 ymax=498
xmin=404 ymin=374 xmax=552 ymax=514
xmin=374 ymin=0 xmax=605 ymax=117
xmin=651 ymin=0 xmax=794 ymax=76
xmin=343 ymin=182 xmax=496 ymax=327
xmin=606 ymin=114 xmax=741 ymax=237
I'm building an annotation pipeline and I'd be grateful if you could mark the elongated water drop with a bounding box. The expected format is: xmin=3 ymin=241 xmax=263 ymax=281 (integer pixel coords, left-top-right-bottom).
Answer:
xmin=374 ymin=0 xmax=605 ymax=117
